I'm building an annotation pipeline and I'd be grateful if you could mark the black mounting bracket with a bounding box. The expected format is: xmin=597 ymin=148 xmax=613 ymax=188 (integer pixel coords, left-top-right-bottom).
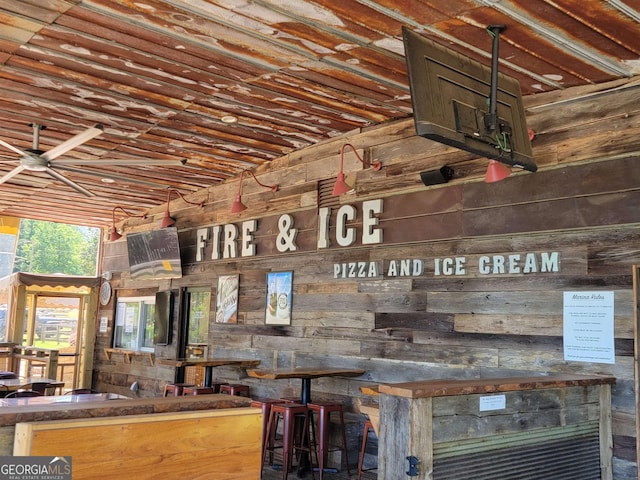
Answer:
xmin=406 ymin=456 xmax=420 ymax=476
xmin=484 ymin=25 xmax=506 ymax=134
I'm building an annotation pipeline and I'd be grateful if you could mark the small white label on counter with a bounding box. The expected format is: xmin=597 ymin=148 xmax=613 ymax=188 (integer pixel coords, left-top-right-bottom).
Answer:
xmin=479 ymin=394 xmax=506 ymax=411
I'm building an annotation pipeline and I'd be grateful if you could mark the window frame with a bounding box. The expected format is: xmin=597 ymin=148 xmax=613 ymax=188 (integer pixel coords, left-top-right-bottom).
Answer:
xmin=112 ymin=296 xmax=156 ymax=352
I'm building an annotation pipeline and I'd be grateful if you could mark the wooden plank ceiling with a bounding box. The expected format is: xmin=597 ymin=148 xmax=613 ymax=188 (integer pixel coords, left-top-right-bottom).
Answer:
xmin=0 ymin=0 xmax=638 ymax=228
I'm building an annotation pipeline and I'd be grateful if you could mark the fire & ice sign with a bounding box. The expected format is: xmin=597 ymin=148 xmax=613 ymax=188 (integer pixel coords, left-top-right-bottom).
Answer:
xmin=563 ymin=292 xmax=615 ymax=364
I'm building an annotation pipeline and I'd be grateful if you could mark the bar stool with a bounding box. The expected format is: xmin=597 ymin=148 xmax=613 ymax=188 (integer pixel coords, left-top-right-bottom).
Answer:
xmin=219 ymin=384 xmax=250 ymax=397
xmin=182 ymin=386 xmax=214 ymax=395
xmin=307 ymin=401 xmax=351 ymax=479
xmin=358 ymin=419 xmax=377 ymax=479
xmin=250 ymin=398 xmax=284 ymax=464
xmin=163 ymin=383 xmax=194 ymax=397
xmin=263 ymin=403 xmax=315 ymax=479
xmin=209 ymin=381 xmax=229 ymax=393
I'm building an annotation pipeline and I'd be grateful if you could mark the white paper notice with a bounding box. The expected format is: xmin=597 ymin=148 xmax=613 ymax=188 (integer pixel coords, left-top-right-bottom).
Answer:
xmin=479 ymin=395 xmax=506 ymax=411
xmin=563 ymin=291 xmax=615 ymax=364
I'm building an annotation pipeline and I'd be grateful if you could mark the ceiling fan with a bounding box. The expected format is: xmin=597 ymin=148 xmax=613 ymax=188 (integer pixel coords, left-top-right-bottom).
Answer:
xmin=0 ymin=124 xmax=185 ymax=196
xmin=0 ymin=123 xmax=105 ymax=196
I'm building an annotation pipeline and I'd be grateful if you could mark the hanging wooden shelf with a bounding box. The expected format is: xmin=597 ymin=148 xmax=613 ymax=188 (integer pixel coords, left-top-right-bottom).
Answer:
xmin=104 ymin=348 xmax=154 ymax=365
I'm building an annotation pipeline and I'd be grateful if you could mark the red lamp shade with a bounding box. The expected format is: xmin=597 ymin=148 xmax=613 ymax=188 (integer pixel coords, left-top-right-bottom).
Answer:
xmin=230 ymin=194 xmax=248 ymax=213
xmin=484 ymin=160 xmax=511 ymax=183
xmin=332 ymin=172 xmax=352 ymax=196
xmin=109 ymin=228 xmax=122 ymax=242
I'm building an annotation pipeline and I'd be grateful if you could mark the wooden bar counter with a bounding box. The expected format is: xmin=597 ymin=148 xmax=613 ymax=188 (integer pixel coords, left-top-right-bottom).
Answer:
xmin=0 ymin=394 xmax=253 ymax=456
xmin=377 ymin=374 xmax=615 ymax=480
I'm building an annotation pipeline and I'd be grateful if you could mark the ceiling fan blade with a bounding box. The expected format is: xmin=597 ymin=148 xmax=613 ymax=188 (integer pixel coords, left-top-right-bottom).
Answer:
xmin=41 ymin=124 xmax=104 ymax=162
xmin=54 ymin=165 xmax=169 ymax=187
xmin=0 ymin=165 xmax=26 ymax=184
xmin=52 ymin=158 xmax=187 ymax=166
xmin=44 ymin=167 xmax=95 ymax=197
xmin=0 ymin=138 xmax=29 ymax=157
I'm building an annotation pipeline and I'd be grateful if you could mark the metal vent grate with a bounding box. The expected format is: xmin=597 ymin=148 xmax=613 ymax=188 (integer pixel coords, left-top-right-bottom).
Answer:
xmin=318 ymin=178 xmax=341 ymax=209
xmin=433 ymin=423 xmax=601 ymax=480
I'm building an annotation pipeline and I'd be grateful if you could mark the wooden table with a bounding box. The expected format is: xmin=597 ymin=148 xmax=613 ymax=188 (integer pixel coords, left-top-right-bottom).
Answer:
xmin=0 ymin=377 xmax=64 ymax=394
xmin=247 ymin=367 xmax=365 ymax=404
xmin=0 ymin=392 xmax=127 ymax=407
xmin=158 ymin=358 xmax=260 ymax=388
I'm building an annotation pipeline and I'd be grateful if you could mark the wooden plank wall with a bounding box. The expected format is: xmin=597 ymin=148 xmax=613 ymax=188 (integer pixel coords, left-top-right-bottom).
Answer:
xmin=98 ymin=80 xmax=640 ymax=479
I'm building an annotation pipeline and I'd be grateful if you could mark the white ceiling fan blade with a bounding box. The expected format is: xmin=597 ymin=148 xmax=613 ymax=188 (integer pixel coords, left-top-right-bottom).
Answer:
xmin=44 ymin=167 xmax=95 ymax=197
xmin=52 ymin=158 xmax=187 ymax=166
xmin=41 ymin=125 xmax=104 ymax=161
xmin=0 ymin=165 xmax=26 ymax=184
xmin=0 ymin=138 xmax=29 ymax=157
xmin=54 ymin=165 xmax=169 ymax=187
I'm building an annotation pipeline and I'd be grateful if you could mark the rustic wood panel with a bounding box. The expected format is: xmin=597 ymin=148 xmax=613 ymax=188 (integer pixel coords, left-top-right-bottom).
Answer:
xmin=14 ymin=408 xmax=262 ymax=480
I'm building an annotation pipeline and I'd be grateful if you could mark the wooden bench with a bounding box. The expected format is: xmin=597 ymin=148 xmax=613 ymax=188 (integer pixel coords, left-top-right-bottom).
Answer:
xmin=14 ymin=407 xmax=262 ymax=479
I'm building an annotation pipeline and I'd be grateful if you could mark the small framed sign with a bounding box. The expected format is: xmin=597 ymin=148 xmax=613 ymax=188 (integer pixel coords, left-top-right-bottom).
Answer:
xmin=215 ymin=274 xmax=239 ymax=324
xmin=265 ymin=271 xmax=293 ymax=325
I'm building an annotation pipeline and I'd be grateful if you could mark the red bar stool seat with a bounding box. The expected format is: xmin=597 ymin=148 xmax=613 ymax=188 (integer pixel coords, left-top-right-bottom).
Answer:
xmin=163 ymin=383 xmax=194 ymax=397
xmin=358 ymin=419 xmax=377 ymax=479
xmin=182 ymin=386 xmax=214 ymax=395
xmin=307 ymin=401 xmax=351 ymax=479
xmin=219 ymin=384 xmax=250 ymax=397
xmin=263 ymin=403 xmax=316 ymax=479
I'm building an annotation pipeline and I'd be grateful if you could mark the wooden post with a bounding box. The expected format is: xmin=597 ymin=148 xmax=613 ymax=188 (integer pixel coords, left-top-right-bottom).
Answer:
xmin=599 ymin=384 xmax=613 ymax=480
xmin=379 ymin=393 xmax=433 ymax=480
xmin=44 ymin=350 xmax=58 ymax=380
xmin=633 ymin=265 xmax=640 ymax=480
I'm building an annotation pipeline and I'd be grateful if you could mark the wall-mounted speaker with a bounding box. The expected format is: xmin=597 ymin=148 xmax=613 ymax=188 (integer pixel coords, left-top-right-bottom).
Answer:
xmin=420 ymin=166 xmax=454 ymax=186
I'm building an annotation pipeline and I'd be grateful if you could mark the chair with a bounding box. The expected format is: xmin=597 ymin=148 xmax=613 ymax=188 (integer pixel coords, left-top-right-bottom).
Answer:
xmin=5 ymin=389 xmax=42 ymax=398
xmin=219 ymin=384 xmax=250 ymax=397
xmin=250 ymin=398 xmax=285 ymax=465
xmin=307 ymin=401 xmax=351 ymax=479
xmin=182 ymin=386 xmax=215 ymax=395
xmin=262 ymin=403 xmax=316 ymax=480
xmin=358 ymin=419 xmax=378 ymax=479
xmin=65 ymin=388 xmax=100 ymax=395
xmin=163 ymin=383 xmax=194 ymax=397
xmin=27 ymin=382 xmax=53 ymax=396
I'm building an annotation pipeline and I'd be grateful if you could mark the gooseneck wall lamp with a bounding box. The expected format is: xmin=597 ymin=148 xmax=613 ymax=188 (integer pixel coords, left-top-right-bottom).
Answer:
xmin=109 ymin=206 xmax=147 ymax=242
xmin=332 ymin=143 xmax=382 ymax=196
xmin=161 ymin=189 xmax=203 ymax=228
xmin=230 ymin=169 xmax=278 ymax=214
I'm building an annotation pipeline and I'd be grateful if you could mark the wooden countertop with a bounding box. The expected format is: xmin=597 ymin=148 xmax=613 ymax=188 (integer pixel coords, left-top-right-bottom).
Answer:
xmin=157 ymin=357 xmax=260 ymax=368
xmin=0 ymin=394 xmax=252 ymax=427
xmin=378 ymin=374 xmax=616 ymax=399
xmin=247 ymin=367 xmax=365 ymax=380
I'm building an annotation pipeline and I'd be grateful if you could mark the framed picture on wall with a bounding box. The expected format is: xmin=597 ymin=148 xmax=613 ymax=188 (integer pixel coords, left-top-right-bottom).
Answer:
xmin=215 ymin=274 xmax=239 ymax=324
xmin=265 ymin=271 xmax=293 ymax=325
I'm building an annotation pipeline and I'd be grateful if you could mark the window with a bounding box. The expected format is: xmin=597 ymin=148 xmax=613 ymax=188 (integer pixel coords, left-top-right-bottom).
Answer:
xmin=113 ymin=296 xmax=155 ymax=352
xmin=185 ymin=288 xmax=211 ymax=358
